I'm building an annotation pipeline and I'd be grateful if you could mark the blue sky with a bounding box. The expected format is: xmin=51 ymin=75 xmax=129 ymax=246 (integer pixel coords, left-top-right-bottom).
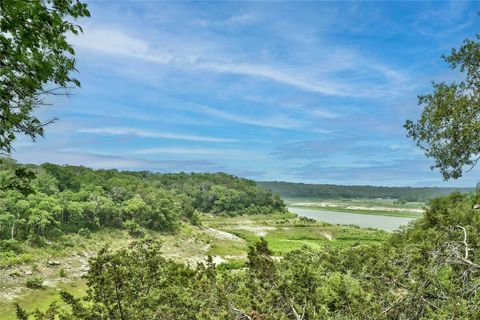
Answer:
xmin=12 ymin=1 xmax=480 ymax=187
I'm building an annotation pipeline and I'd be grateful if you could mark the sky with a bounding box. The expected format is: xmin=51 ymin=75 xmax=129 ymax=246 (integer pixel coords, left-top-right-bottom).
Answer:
xmin=11 ymin=0 xmax=480 ymax=187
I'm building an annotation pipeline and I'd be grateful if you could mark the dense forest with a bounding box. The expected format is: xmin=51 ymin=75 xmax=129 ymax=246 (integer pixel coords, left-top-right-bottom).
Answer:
xmin=17 ymin=191 xmax=480 ymax=319
xmin=258 ymin=181 xmax=474 ymax=201
xmin=0 ymin=158 xmax=285 ymax=247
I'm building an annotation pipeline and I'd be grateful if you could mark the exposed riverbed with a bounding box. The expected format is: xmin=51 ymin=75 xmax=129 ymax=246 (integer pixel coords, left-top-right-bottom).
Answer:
xmin=289 ymin=207 xmax=415 ymax=232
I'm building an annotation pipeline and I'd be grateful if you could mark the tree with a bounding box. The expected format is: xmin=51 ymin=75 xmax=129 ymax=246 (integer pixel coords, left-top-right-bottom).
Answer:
xmin=17 ymin=240 xmax=228 ymax=320
xmin=123 ymin=196 xmax=150 ymax=225
xmin=0 ymin=0 xmax=90 ymax=154
xmin=405 ymin=33 xmax=480 ymax=180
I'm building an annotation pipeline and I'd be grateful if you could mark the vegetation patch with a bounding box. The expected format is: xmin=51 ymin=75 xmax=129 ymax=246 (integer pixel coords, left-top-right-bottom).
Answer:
xmin=201 ymin=214 xmax=389 ymax=256
xmin=25 ymin=276 xmax=43 ymax=289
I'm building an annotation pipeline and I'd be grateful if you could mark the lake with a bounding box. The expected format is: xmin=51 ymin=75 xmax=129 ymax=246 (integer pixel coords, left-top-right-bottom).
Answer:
xmin=289 ymin=207 xmax=415 ymax=232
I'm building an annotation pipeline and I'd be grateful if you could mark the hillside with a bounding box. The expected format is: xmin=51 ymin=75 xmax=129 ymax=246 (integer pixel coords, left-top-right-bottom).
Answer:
xmin=14 ymin=190 xmax=480 ymax=319
xmin=0 ymin=158 xmax=286 ymax=264
xmin=258 ymin=181 xmax=474 ymax=201
xmin=1 ymin=159 xmax=389 ymax=319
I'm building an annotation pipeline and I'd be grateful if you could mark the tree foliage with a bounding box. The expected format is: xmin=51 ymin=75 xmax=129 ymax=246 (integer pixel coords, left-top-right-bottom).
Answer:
xmin=258 ymin=181 xmax=471 ymax=202
xmin=0 ymin=159 xmax=285 ymax=249
xmin=405 ymin=33 xmax=480 ymax=180
xmin=18 ymin=190 xmax=480 ymax=319
xmin=0 ymin=0 xmax=89 ymax=153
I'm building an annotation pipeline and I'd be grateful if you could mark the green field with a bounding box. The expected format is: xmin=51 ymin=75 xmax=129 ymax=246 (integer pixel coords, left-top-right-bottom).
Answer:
xmin=0 ymin=279 xmax=88 ymax=320
xmin=201 ymin=213 xmax=389 ymax=255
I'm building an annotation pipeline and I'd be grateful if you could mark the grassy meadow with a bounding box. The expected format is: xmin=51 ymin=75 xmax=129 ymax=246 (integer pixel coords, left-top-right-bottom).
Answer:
xmin=202 ymin=212 xmax=389 ymax=256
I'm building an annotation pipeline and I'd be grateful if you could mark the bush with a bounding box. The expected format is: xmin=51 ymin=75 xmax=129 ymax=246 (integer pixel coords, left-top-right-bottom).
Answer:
xmin=59 ymin=268 xmax=67 ymax=277
xmin=217 ymin=260 xmax=246 ymax=271
xmin=9 ymin=271 xmax=21 ymax=278
xmin=189 ymin=210 xmax=202 ymax=226
xmin=27 ymin=234 xmax=46 ymax=247
xmin=0 ymin=239 xmax=22 ymax=252
xmin=299 ymin=216 xmax=316 ymax=223
xmin=124 ymin=220 xmax=144 ymax=238
xmin=78 ymin=228 xmax=91 ymax=238
xmin=26 ymin=276 xmax=43 ymax=289
xmin=0 ymin=252 xmax=33 ymax=268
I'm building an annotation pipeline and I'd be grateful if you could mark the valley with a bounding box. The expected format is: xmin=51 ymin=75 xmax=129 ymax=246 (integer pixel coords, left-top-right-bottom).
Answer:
xmin=1 ymin=211 xmax=390 ymax=319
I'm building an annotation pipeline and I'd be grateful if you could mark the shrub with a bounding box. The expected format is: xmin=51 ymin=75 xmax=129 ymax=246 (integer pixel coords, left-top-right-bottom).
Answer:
xmin=78 ymin=228 xmax=91 ymax=238
xmin=299 ymin=216 xmax=316 ymax=223
xmin=0 ymin=239 xmax=22 ymax=252
xmin=26 ymin=276 xmax=43 ymax=289
xmin=27 ymin=234 xmax=46 ymax=247
xmin=217 ymin=260 xmax=246 ymax=271
xmin=124 ymin=220 xmax=144 ymax=238
xmin=0 ymin=252 xmax=33 ymax=268
xmin=59 ymin=268 xmax=67 ymax=277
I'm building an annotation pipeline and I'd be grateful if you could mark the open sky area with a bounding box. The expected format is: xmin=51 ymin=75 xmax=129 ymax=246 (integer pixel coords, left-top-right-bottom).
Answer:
xmin=12 ymin=1 xmax=480 ymax=187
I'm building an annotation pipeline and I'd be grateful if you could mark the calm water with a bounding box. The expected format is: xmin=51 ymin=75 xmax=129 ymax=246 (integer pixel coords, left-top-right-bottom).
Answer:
xmin=288 ymin=207 xmax=415 ymax=232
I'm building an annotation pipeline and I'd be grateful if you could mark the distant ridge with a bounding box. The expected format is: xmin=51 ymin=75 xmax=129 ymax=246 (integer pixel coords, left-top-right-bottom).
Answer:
xmin=257 ymin=181 xmax=474 ymax=202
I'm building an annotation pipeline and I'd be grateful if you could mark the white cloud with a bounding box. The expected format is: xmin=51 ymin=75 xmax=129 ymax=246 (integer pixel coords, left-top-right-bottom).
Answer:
xmin=77 ymin=127 xmax=235 ymax=143
xmin=197 ymin=105 xmax=306 ymax=129
xmin=134 ymin=147 xmax=235 ymax=156
xmin=13 ymin=149 xmax=221 ymax=171
xmin=311 ymin=108 xmax=340 ymax=119
xmin=195 ymin=12 xmax=258 ymax=28
xmin=132 ymin=146 xmax=266 ymax=160
xmin=72 ymin=25 xmax=411 ymax=98
xmin=73 ymin=27 xmax=152 ymax=57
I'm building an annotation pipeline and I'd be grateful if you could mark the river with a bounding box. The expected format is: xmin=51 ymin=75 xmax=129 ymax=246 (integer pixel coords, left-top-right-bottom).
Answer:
xmin=288 ymin=207 xmax=415 ymax=232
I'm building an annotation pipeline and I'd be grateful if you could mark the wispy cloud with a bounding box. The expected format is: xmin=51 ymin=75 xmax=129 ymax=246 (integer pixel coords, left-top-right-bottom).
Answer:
xmin=132 ymin=146 xmax=267 ymax=161
xmin=310 ymin=108 xmax=340 ymax=119
xmin=271 ymin=138 xmax=419 ymax=160
xmin=197 ymin=105 xmax=306 ymax=129
xmin=72 ymin=25 xmax=411 ymax=98
xmin=14 ymin=149 xmax=221 ymax=171
xmin=285 ymin=159 xmax=433 ymax=185
xmin=26 ymin=2 xmax=479 ymax=187
xmin=411 ymin=1 xmax=475 ymax=38
xmin=77 ymin=127 xmax=235 ymax=143
xmin=74 ymin=26 xmax=339 ymax=93
xmin=195 ymin=12 xmax=258 ymax=28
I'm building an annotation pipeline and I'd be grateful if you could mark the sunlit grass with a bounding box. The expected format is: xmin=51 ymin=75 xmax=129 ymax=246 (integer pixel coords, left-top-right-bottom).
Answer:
xmin=0 ymin=278 xmax=88 ymax=320
xmin=201 ymin=214 xmax=389 ymax=256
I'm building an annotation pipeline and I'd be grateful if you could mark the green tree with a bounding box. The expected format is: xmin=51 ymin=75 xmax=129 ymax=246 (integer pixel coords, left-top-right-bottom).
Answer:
xmin=145 ymin=190 xmax=180 ymax=231
xmin=123 ymin=196 xmax=150 ymax=226
xmin=0 ymin=159 xmax=36 ymax=195
xmin=19 ymin=240 xmax=229 ymax=320
xmin=405 ymin=33 xmax=480 ymax=180
xmin=32 ymin=169 xmax=59 ymax=195
xmin=0 ymin=189 xmax=25 ymax=239
xmin=0 ymin=0 xmax=89 ymax=153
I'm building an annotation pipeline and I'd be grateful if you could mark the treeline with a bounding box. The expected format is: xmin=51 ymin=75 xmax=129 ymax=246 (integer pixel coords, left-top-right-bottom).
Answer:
xmin=20 ymin=191 xmax=480 ymax=319
xmin=0 ymin=159 xmax=285 ymax=246
xmin=258 ymin=181 xmax=474 ymax=202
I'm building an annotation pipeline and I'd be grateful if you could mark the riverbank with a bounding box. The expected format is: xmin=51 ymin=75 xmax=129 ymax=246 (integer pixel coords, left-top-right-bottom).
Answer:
xmin=289 ymin=207 xmax=415 ymax=232
xmin=286 ymin=198 xmax=424 ymax=218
